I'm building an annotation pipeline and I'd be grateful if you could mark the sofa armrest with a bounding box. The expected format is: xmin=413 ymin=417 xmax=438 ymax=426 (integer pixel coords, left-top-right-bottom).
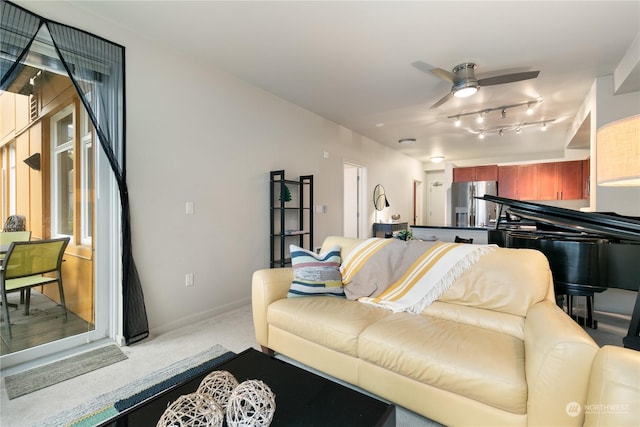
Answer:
xmin=524 ymin=300 xmax=599 ymax=427
xmin=584 ymin=345 xmax=640 ymax=427
xmin=251 ymin=268 xmax=293 ymax=348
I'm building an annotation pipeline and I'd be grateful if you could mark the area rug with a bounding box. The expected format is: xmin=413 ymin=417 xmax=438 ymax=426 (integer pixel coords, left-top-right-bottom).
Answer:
xmin=4 ymin=344 xmax=127 ymax=400
xmin=39 ymin=344 xmax=235 ymax=427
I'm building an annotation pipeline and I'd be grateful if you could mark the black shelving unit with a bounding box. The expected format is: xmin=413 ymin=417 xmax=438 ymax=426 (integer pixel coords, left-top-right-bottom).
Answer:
xmin=270 ymin=170 xmax=314 ymax=268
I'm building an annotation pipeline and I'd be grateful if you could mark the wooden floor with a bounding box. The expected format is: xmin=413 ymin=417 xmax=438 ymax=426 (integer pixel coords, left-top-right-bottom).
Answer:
xmin=1 ymin=291 xmax=93 ymax=355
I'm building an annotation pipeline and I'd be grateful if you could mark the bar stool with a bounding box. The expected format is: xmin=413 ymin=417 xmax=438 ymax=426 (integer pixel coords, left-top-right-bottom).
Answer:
xmin=555 ymin=281 xmax=607 ymax=329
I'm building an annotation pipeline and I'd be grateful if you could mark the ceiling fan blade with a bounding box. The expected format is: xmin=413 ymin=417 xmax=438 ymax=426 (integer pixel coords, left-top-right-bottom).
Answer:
xmin=478 ymin=70 xmax=540 ymax=86
xmin=430 ymin=67 xmax=458 ymax=83
xmin=411 ymin=60 xmax=435 ymax=74
xmin=430 ymin=92 xmax=453 ymax=109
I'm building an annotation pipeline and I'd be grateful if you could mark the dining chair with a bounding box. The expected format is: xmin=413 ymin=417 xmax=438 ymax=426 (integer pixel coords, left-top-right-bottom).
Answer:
xmin=1 ymin=237 xmax=70 ymax=338
xmin=454 ymin=236 xmax=474 ymax=244
xmin=0 ymin=231 xmax=32 ymax=258
xmin=0 ymin=231 xmax=31 ymax=308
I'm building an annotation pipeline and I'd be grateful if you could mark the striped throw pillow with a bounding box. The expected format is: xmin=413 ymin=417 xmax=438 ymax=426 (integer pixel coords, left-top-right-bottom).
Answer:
xmin=288 ymin=244 xmax=345 ymax=298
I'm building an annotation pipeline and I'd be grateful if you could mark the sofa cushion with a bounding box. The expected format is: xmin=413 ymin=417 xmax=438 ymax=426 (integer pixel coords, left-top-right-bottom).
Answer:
xmin=288 ymin=244 xmax=344 ymax=298
xmin=438 ymin=247 xmax=553 ymax=317
xmin=267 ymin=297 xmax=391 ymax=357
xmin=423 ymin=301 xmax=525 ymax=339
xmin=358 ymin=313 xmax=527 ymax=414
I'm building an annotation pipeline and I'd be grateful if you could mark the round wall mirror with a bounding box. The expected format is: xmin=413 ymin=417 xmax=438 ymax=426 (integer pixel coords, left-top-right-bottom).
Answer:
xmin=373 ymin=184 xmax=388 ymax=211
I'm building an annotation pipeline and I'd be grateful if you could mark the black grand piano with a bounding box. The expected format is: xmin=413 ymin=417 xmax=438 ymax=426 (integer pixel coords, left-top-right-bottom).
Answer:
xmin=481 ymin=195 xmax=640 ymax=351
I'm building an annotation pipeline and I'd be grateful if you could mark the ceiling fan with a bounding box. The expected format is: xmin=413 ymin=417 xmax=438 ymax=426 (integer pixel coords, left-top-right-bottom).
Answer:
xmin=416 ymin=62 xmax=540 ymax=109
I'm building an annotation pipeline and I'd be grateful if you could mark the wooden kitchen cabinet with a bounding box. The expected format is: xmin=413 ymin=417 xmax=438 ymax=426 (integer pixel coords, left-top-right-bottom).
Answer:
xmin=453 ymin=165 xmax=498 ymax=182
xmin=498 ymin=165 xmax=518 ymax=199
xmin=537 ymin=161 xmax=583 ymax=200
xmin=537 ymin=163 xmax=558 ymax=200
xmin=517 ymin=164 xmax=538 ymax=200
xmin=453 ymin=167 xmax=475 ymax=182
xmin=558 ymin=160 xmax=584 ymax=200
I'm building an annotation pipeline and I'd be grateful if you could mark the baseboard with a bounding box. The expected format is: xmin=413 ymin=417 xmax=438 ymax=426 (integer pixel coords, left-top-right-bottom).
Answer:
xmin=148 ymin=297 xmax=251 ymax=337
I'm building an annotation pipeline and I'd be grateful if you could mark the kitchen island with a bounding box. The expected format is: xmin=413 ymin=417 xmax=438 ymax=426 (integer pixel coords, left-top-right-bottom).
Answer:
xmin=411 ymin=225 xmax=489 ymax=244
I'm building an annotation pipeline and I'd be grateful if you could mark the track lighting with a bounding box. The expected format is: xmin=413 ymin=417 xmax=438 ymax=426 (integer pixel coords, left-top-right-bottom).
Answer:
xmin=454 ymin=116 xmax=461 ymax=127
xmin=479 ymin=132 xmax=486 ymax=139
xmin=477 ymin=113 xmax=484 ymax=124
xmin=499 ymin=129 xmax=504 ymax=136
xmin=541 ymin=122 xmax=547 ymax=131
xmin=447 ymin=99 xmax=542 ymax=124
xmin=516 ymin=126 xmax=521 ymax=133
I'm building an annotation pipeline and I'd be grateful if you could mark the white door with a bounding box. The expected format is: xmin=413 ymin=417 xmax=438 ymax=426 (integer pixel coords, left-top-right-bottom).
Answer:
xmin=343 ymin=163 xmax=364 ymax=238
xmin=426 ymin=171 xmax=446 ymax=226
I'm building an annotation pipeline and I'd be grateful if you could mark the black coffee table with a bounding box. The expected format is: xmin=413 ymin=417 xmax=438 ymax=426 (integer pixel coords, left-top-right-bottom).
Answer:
xmin=100 ymin=348 xmax=396 ymax=426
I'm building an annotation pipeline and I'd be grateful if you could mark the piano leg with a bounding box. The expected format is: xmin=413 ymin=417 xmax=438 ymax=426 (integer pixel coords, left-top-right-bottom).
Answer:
xmin=623 ymin=290 xmax=640 ymax=351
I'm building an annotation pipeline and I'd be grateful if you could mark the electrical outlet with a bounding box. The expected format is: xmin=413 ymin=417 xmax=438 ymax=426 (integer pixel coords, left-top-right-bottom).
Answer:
xmin=185 ymin=273 xmax=194 ymax=287
xmin=185 ymin=202 xmax=194 ymax=215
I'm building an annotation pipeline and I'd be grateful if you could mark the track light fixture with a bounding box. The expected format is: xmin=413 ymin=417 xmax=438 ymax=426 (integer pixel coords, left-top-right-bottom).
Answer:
xmin=526 ymin=103 xmax=534 ymax=115
xmin=448 ymin=99 xmax=542 ymax=127
xmin=469 ymin=119 xmax=555 ymax=138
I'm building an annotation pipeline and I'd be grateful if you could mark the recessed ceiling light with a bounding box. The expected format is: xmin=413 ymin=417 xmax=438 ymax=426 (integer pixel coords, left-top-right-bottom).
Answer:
xmin=398 ymin=138 xmax=416 ymax=145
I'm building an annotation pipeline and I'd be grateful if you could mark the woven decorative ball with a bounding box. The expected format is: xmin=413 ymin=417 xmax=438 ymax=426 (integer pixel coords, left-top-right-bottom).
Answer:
xmin=196 ymin=370 xmax=239 ymax=411
xmin=156 ymin=392 xmax=224 ymax=427
xmin=226 ymin=380 xmax=276 ymax=427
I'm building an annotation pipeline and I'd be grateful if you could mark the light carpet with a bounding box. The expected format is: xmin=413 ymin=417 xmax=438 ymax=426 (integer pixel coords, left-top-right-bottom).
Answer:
xmin=4 ymin=344 xmax=127 ymax=399
xmin=39 ymin=344 xmax=233 ymax=427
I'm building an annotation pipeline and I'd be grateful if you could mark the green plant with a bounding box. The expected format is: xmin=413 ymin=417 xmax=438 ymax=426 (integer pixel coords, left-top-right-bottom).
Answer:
xmin=279 ymin=184 xmax=292 ymax=202
xmin=395 ymin=230 xmax=414 ymax=241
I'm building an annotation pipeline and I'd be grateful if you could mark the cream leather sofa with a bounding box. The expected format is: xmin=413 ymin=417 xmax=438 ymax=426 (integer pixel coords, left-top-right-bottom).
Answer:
xmin=252 ymin=236 xmax=639 ymax=426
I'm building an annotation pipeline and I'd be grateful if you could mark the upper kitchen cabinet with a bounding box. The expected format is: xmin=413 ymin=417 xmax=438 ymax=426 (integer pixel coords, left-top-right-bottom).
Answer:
xmin=498 ymin=165 xmax=518 ymax=199
xmin=453 ymin=165 xmax=498 ymax=182
xmin=495 ymin=160 xmax=587 ymax=201
xmin=537 ymin=161 xmax=584 ymax=201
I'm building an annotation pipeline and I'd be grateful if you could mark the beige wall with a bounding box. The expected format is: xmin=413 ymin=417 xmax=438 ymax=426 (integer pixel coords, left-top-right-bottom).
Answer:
xmin=17 ymin=1 xmax=425 ymax=333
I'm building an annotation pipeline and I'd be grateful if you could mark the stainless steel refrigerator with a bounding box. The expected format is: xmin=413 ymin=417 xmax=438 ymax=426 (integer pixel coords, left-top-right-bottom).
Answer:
xmin=451 ymin=181 xmax=498 ymax=228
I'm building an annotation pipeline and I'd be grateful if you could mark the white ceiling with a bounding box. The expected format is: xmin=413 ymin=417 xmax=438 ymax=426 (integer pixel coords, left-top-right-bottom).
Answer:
xmin=68 ymin=1 xmax=640 ymax=166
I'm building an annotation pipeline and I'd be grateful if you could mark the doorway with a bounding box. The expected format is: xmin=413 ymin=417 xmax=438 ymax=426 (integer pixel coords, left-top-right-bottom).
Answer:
xmin=413 ymin=180 xmax=423 ymax=225
xmin=343 ymin=163 xmax=366 ymax=238
xmin=426 ymin=171 xmax=446 ymax=226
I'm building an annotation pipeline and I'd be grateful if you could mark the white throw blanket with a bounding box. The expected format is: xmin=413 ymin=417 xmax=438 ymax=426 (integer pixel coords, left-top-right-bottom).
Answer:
xmin=341 ymin=239 xmax=495 ymax=314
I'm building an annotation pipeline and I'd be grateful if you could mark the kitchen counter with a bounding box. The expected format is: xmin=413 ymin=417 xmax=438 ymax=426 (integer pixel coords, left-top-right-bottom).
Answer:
xmin=411 ymin=225 xmax=489 ymax=244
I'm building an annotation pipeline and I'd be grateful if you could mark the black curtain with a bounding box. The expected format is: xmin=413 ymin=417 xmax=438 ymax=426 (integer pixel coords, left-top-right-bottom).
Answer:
xmin=1 ymin=0 xmax=148 ymax=345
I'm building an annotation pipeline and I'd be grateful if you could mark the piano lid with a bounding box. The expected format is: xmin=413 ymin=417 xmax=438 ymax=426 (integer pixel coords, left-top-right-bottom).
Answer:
xmin=480 ymin=195 xmax=640 ymax=242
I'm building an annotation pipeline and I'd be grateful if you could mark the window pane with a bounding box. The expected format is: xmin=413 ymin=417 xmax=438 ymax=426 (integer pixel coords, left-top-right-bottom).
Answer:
xmin=56 ymin=149 xmax=74 ymax=235
xmin=56 ymin=113 xmax=73 ymax=147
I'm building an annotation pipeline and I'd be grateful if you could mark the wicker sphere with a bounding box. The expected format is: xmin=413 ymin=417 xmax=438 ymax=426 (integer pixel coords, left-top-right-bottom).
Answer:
xmin=156 ymin=392 xmax=224 ymax=427
xmin=196 ymin=370 xmax=239 ymax=411
xmin=226 ymin=380 xmax=276 ymax=427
